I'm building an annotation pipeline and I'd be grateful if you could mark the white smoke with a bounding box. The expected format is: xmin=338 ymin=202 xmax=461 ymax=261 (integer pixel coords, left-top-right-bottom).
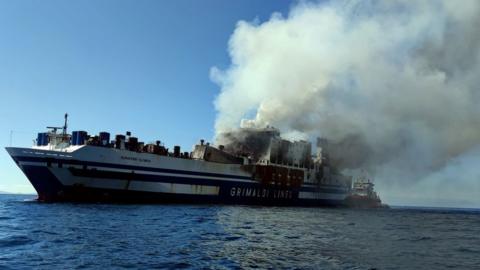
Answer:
xmin=211 ymin=0 xmax=480 ymax=207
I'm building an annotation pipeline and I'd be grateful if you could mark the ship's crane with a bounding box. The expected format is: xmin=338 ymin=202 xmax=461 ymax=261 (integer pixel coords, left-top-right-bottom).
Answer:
xmin=46 ymin=113 xmax=68 ymax=136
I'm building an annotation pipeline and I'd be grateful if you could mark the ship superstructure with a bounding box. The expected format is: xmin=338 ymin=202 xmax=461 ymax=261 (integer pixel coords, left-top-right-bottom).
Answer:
xmin=345 ymin=175 xmax=386 ymax=208
xmin=6 ymin=115 xmax=352 ymax=206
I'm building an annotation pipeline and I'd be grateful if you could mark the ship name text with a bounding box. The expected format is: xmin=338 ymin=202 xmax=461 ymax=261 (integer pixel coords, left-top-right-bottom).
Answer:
xmin=121 ymin=156 xmax=151 ymax=163
xmin=230 ymin=187 xmax=293 ymax=199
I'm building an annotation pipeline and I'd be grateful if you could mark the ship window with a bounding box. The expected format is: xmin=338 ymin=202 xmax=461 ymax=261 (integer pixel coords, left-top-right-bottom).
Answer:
xmin=58 ymin=162 xmax=63 ymax=168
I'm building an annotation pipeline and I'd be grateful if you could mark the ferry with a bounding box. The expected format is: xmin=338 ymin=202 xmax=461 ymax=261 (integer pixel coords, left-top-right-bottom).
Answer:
xmin=6 ymin=114 xmax=353 ymax=206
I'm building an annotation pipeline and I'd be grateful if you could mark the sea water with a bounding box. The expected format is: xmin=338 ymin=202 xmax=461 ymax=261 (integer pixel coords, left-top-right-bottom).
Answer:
xmin=0 ymin=194 xmax=478 ymax=269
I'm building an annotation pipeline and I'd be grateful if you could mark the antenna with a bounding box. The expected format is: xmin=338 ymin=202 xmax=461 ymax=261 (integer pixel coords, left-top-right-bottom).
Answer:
xmin=63 ymin=113 xmax=68 ymax=136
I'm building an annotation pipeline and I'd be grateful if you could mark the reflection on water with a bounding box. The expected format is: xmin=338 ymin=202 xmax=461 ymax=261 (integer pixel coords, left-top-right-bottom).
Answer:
xmin=215 ymin=207 xmax=351 ymax=269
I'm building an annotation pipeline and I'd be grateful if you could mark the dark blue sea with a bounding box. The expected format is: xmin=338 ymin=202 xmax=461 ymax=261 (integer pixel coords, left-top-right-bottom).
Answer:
xmin=0 ymin=195 xmax=479 ymax=270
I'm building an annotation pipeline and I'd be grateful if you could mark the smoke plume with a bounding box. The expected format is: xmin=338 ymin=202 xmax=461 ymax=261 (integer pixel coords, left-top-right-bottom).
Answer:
xmin=211 ymin=0 xmax=480 ymax=207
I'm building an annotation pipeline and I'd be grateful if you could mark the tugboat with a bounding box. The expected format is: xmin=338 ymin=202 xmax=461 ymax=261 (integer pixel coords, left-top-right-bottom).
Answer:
xmin=345 ymin=175 xmax=388 ymax=208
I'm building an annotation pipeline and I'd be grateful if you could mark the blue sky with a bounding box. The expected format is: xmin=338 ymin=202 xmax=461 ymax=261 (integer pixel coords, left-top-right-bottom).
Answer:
xmin=0 ymin=0 xmax=294 ymax=193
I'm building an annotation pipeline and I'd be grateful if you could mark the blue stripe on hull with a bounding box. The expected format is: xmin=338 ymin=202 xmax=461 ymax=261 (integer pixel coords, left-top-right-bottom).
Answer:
xmin=69 ymin=168 xmax=346 ymax=194
xmin=14 ymin=156 xmax=252 ymax=180
xmin=14 ymin=155 xmax=347 ymax=193
xmin=44 ymin=187 xmax=344 ymax=207
xmin=19 ymin=165 xmax=347 ymax=207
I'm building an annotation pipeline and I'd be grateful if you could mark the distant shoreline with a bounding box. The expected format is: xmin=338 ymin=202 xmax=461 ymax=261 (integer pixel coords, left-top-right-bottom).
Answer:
xmin=390 ymin=205 xmax=480 ymax=211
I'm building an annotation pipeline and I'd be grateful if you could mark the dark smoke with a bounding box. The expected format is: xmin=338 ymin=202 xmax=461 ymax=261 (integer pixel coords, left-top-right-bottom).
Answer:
xmin=323 ymin=134 xmax=373 ymax=169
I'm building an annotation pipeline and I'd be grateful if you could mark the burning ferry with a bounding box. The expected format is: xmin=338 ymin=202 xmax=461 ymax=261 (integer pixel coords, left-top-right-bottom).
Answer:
xmin=6 ymin=114 xmax=354 ymax=206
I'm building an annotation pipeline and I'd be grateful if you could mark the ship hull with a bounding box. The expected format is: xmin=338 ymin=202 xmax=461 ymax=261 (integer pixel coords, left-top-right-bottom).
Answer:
xmin=6 ymin=147 xmax=348 ymax=207
xmin=344 ymin=195 xmax=385 ymax=208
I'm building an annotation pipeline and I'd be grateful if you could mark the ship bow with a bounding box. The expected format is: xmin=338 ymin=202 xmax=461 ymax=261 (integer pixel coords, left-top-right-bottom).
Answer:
xmin=5 ymin=147 xmax=63 ymax=201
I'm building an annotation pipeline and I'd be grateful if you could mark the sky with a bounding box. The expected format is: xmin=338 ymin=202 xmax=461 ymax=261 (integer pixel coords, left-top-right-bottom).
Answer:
xmin=0 ymin=0 xmax=293 ymax=193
